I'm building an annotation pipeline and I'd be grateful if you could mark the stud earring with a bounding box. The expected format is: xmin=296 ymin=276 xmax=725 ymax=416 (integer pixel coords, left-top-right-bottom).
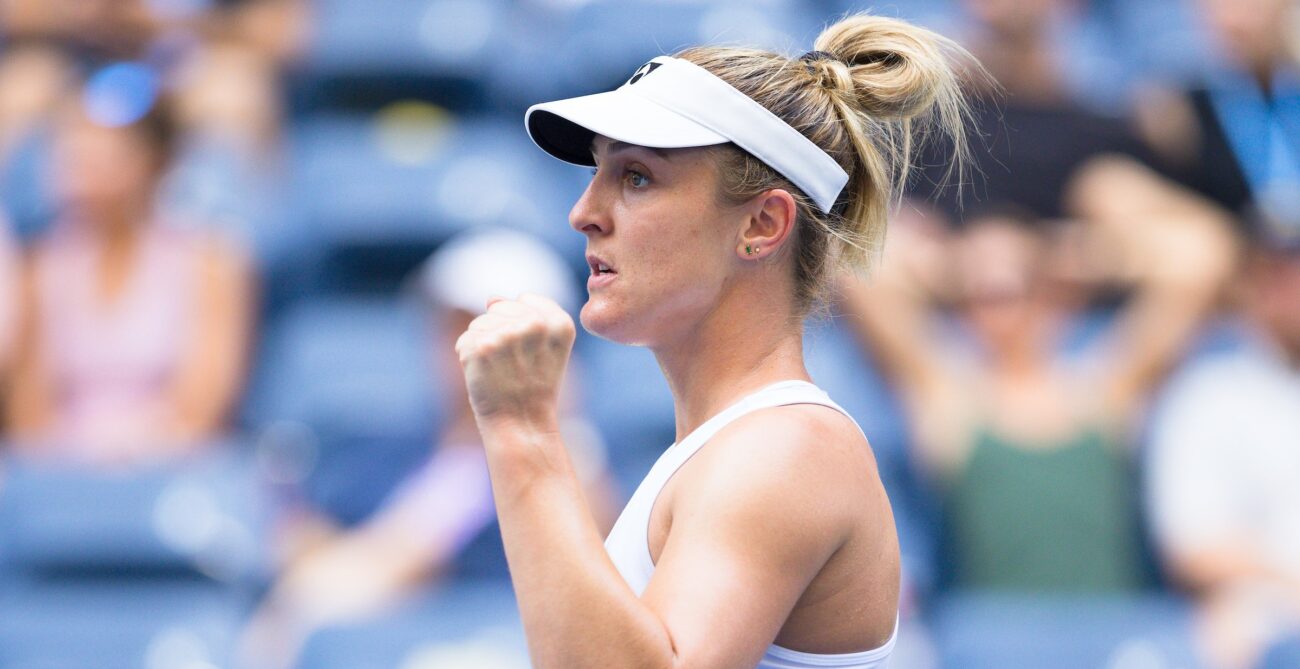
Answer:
xmin=745 ymin=244 xmax=754 ymax=256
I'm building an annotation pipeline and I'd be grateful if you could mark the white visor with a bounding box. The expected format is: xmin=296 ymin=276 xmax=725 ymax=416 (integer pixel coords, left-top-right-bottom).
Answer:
xmin=525 ymin=56 xmax=849 ymax=213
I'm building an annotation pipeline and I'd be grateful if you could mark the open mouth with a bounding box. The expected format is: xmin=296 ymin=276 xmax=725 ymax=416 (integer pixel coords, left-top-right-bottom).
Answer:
xmin=587 ymin=255 xmax=617 ymax=276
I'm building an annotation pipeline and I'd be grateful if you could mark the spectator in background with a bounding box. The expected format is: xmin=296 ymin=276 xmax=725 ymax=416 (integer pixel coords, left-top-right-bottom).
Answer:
xmin=3 ymin=92 xmax=255 ymax=463
xmin=915 ymin=0 xmax=1151 ymax=221
xmin=0 ymin=42 xmax=74 ymax=169
xmin=161 ymin=36 xmax=286 ymax=254
xmin=0 ymin=0 xmax=309 ymax=65
xmin=1147 ymin=215 xmax=1300 ymax=669
xmin=0 ymin=215 xmax=18 ymax=379
xmin=170 ymin=37 xmax=282 ymax=160
xmin=211 ymin=0 xmax=312 ymax=67
xmin=0 ymin=42 xmax=76 ymax=238
xmin=0 ymin=0 xmax=158 ymax=58
xmin=1136 ymin=0 xmax=1299 ymax=226
xmin=239 ymin=229 xmax=618 ymax=669
xmin=841 ymin=158 xmax=1235 ymax=591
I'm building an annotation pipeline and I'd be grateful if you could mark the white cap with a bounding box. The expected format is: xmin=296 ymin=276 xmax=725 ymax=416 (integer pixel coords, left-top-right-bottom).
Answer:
xmin=420 ymin=229 xmax=580 ymax=315
xmin=526 ymin=56 xmax=849 ymax=214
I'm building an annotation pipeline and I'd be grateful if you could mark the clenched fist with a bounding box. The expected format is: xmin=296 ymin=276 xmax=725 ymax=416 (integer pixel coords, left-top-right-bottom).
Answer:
xmin=455 ymin=293 xmax=577 ymax=423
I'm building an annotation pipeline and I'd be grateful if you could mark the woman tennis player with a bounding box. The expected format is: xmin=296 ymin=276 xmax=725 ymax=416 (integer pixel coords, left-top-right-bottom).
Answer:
xmin=455 ymin=14 xmax=974 ymax=669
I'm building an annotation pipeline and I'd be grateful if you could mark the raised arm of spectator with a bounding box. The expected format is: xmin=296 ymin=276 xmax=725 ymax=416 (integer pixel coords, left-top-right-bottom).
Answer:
xmin=0 ymin=220 xmax=18 ymax=379
xmin=5 ymin=255 xmax=53 ymax=442
xmin=1066 ymin=157 xmax=1237 ymax=426
xmin=838 ymin=204 xmax=969 ymax=475
xmin=165 ymin=232 xmax=255 ymax=448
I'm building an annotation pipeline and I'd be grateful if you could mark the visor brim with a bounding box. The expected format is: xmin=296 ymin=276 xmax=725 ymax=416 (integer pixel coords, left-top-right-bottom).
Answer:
xmin=526 ymin=89 xmax=729 ymax=166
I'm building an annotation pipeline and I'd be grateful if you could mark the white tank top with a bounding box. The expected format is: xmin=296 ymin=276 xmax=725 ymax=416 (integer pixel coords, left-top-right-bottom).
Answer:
xmin=604 ymin=380 xmax=898 ymax=669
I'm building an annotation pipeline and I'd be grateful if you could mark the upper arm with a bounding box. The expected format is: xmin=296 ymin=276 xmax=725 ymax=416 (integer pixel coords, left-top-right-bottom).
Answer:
xmin=171 ymin=233 xmax=255 ymax=430
xmin=0 ymin=225 xmax=18 ymax=372
xmin=837 ymin=207 xmax=955 ymax=398
xmin=197 ymin=233 xmax=255 ymax=340
xmin=638 ymin=409 xmax=862 ymax=669
xmin=1067 ymin=158 xmax=1236 ymax=418
xmin=6 ymin=249 xmax=51 ymax=436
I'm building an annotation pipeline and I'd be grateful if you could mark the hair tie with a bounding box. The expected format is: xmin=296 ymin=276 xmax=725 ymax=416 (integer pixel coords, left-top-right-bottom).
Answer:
xmin=799 ymin=50 xmax=838 ymax=63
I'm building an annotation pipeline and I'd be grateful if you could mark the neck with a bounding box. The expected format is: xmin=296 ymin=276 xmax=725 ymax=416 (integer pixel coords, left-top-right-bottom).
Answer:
xmin=986 ymin=318 xmax=1058 ymax=377
xmin=989 ymin=344 xmax=1049 ymax=378
xmin=650 ymin=280 xmax=810 ymax=442
xmin=85 ymin=197 xmax=149 ymax=244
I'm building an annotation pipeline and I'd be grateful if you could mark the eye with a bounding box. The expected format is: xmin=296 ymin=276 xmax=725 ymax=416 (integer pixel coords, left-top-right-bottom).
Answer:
xmin=625 ymin=170 xmax=649 ymax=189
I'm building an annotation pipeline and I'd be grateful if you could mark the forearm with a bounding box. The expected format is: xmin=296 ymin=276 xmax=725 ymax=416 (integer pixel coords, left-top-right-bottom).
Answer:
xmin=841 ymin=273 xmax=944 ymax=393
xmin=1173 ymin=547 xmax=1300 ymax=598
xmin=5 ymin=363 xmax=52 ymax=438
xmin=1104 ymin=209 xmax=1235 ymax=408
xmin=479 ymin=417 xmax=676 ymax=669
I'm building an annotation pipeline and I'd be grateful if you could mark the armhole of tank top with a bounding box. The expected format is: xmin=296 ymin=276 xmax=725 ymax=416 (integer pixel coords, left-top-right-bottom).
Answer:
xmin=763 ymin=613 xmax=900 ymax=667
xmin=641 ymin=385 xmax=859 ymax=569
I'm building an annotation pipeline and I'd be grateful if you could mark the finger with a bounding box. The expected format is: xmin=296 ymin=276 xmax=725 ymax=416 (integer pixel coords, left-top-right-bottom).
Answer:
xmin=454 ymin=329 xmax=475 ymax=361
xmin=467 ymin=313 xmax=509 ymax=332
xmin=519 ymin=293 xmax=576 ymax=336
xmin=485 ymin=295 xmax=506 ymax=310
xmin=516 ymin=293 xmax=560 ymax=312
xmin=486 ymin=299 xmax=535 ymax=318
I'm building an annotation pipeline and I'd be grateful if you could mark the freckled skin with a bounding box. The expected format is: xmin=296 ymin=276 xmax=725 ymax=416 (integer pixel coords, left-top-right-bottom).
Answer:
xmin=572 ymin=139 xmax=746 ymax=348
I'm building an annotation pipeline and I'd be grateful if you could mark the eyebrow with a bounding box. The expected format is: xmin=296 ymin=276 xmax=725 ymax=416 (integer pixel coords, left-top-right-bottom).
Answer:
xmin=591 ymin=139 xmax=672 ymax=161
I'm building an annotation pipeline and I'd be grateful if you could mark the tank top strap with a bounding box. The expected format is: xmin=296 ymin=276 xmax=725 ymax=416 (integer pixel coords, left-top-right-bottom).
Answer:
xmin=605 ymin=379 xmax=860 ymax=595
xmin=669 ymin=380 xmax=857 ymax=468
xmin=637 ymin=379 xmax=861 ymax=524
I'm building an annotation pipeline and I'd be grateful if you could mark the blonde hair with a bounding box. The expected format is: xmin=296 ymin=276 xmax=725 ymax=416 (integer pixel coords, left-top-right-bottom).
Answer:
xmin=677 ymin=13 xmax=977 ymax=310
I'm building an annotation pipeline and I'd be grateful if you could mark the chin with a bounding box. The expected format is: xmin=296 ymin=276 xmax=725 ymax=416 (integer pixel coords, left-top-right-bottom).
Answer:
xmin=580 ymin=298 xmax=653 ymax=347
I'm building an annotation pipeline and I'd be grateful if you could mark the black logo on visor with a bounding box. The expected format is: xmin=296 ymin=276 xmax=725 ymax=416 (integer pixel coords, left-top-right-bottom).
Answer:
xmin=626 ymin=61 xmax=663 ymax=86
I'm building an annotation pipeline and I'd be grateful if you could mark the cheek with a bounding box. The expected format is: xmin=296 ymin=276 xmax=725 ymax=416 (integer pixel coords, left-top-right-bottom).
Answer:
xmin=581 ymin=220 xmax=732 ymax=344
xmin=580 ymin=256 xmax=722 ymax=344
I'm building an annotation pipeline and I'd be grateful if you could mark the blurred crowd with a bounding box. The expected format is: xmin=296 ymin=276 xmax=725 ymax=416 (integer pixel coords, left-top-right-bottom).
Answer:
xmin=0 ymin=1 xmax=1296 ymax=668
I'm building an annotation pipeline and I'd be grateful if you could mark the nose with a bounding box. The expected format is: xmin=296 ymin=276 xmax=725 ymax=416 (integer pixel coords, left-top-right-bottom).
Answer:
xmin=569 ymin=172 xmax=612 ymax=237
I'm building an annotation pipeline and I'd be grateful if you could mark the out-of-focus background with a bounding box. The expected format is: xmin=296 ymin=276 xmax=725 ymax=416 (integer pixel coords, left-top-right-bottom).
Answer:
xmin=0 ymin=0 xmax=1297 ymax=668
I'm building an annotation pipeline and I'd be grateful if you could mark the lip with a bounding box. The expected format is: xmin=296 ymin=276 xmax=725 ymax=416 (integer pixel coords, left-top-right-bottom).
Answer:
xmin=586 ymin=252 xmax=617 ymax=290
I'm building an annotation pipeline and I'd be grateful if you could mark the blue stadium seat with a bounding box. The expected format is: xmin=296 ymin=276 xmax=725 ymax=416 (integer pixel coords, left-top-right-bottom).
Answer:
xmin=0 ymin=580 xmax=245 ymax=669
xmin=0 ymin=449 xmax=266 ymax=584
xmin=487 ymin=0 xmax=823 ymax=111
xmin=244 ymin=296 xmax=441 ymax=432
xmin=0 ymin=131 xmax=55 ymax=242
xmin=573 ymin=332 xmax=676 ymax=495
xmin=297 ymin=581 xmax=527 ymax=669
xmin=820 ymin=0 xmax=958 ymax=25
xmin=241 ymin=296 xmax=443 ymax=523
xmin=296 ymin=0 xmax=510 ymax=112
xmin=931 ymin=592 xmax=1207 ymax=669
xmin=287 ymin=114 xmax=585 ymax=293
xmin=1100 ymin=0 xmax=1208 ymax=83
xmin=1262 ymin=634 xmax=1300 ymax=669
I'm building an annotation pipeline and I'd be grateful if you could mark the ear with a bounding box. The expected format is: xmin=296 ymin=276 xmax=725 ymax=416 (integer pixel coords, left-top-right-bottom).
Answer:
xmin=736 ymin=188 xmax=798 ymax=261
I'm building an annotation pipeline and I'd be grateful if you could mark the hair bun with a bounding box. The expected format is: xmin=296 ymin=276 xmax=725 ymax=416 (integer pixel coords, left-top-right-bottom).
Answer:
xmin=814 ymin=14 xmax=968 ymax=120
xmin=671 ymin=12 xmax=977 ymax=306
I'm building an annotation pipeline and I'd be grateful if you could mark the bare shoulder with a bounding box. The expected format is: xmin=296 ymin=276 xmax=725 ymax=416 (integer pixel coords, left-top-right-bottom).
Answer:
xmin=710 ymin=403 xmax=876 ymax=479
xmin=669 ymin=403 xmax=881 ymax=546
